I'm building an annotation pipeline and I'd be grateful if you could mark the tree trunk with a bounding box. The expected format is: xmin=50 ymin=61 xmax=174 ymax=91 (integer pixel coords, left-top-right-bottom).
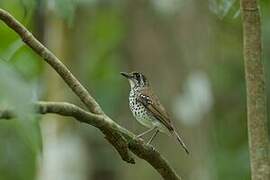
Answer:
xmin=240 ymin=0 xmax=270 ymax=179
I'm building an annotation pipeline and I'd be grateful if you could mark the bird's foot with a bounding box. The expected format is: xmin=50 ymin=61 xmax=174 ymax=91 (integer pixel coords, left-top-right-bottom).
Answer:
xmin=146 ymin=143 xmax=155 ymax=150
xmin=146 ymin=139 xmax=152 ymax=145
xmin=134 ymin=136 xmax=144 ymax=143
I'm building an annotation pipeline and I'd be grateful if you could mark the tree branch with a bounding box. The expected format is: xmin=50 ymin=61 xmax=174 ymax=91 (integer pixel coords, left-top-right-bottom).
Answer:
xmin=0 ymin=8 xmax=101 ymax=114
xmin=0 ymin=8 xmax=136 ymax=166
xmin=0 ymin=101 xmax=181 ymax=180
xmin=240 ymin=0 xmax=270 ymax=179
xmin=0 ymin=8 xmax=182 ymax=180
xmin=0 ymin=102 xmax=135 ymax=164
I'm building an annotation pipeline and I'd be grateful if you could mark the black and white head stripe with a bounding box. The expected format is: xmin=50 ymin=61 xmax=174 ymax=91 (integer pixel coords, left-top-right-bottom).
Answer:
xmin=132 ymin=72 xmax=149 ymax=87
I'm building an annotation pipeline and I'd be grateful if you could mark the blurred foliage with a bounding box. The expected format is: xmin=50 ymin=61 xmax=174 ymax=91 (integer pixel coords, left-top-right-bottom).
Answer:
xmin=0 ymin=61 xmax=41 ymax=180
xmin=50 ymin=0 xmax=76 ymax=26
xmin=86 ymin=10 xmax=125 ymax=114
xmin=209 ymin=0 xmax=240 ymax=19
xmin=0 ymin=121 xmax=38 ymax=180
xmin=0 ymin=0 xmax=270 ymax=180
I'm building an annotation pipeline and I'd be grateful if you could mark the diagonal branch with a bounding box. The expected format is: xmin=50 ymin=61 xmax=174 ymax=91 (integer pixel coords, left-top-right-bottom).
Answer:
xmin=0 ymin=101 xmax=135 ymax=164
xmin=0 ymin=8 xmax=182 ymax=180
xmin=0 ymin=8 xmax=134 ymax=164
xmin=0 ymin=101 xmax=181 ymax=180
xmin=0 ymin=8 xmax=101 ymax=114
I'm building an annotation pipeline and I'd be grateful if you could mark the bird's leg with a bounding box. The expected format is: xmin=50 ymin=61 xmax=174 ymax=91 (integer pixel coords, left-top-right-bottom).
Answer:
xmin=137 ymin=126 xmax=156 ymax=138
xmin=147 ymin=129 xmax=159 ymax=145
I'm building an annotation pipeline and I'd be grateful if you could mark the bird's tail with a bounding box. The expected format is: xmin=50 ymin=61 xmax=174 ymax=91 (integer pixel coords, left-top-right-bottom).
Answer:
xmin=171 ymin=129 xmax=189 ymax=154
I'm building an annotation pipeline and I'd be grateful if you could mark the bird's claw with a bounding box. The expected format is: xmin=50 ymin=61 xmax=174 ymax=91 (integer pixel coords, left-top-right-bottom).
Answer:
xmin=135 ymin=136 xmax=144 ymax=143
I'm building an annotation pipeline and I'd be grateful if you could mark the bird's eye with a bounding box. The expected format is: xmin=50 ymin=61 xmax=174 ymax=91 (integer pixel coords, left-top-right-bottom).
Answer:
xmin=133 ymin=73 xmax=140 ymax=80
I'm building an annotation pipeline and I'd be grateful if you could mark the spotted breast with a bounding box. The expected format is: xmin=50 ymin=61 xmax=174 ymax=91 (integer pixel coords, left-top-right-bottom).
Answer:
xmin=129 ymin=88 xmax=159 ymax=129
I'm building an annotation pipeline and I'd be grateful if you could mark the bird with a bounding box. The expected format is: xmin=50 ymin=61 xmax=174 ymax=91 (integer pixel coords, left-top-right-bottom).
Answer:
xmin=121 ymin=71 xmax=189 ymax=154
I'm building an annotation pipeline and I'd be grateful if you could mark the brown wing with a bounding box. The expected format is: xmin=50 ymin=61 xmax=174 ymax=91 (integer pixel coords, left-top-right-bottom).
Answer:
xmin=137 ymin=88 xmax=173 ymax=131
xmin=138 ymin=89 xmax=190 ymax=154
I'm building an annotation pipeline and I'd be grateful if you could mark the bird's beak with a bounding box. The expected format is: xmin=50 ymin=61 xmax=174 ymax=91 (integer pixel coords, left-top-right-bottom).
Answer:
xmin=120 ymin=72 xmax=132 ymax=79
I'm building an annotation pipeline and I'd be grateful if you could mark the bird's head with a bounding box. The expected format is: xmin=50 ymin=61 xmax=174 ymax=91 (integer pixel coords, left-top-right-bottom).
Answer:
xmin=121 ymin=71 xmax=149 ymax=89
